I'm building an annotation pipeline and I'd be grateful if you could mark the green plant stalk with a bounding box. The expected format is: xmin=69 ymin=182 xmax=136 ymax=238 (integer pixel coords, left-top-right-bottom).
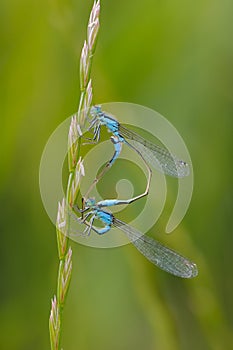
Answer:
xmin=49 ymin=1 xmax=100 ymax=349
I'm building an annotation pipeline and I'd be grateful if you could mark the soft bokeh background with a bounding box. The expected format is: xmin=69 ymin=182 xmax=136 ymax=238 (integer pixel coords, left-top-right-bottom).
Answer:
xmin=1 ymin=0 xmax=233 ymax=349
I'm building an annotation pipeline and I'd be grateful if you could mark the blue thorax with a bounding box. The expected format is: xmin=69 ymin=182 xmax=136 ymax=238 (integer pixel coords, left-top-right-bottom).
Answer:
xmin=96 ymin=209 xmax=113 ymax=225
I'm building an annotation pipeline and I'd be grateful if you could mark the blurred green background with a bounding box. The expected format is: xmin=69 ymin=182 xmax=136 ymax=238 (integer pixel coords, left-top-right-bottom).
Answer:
xmin=1 ymin=0 xmax=233 ymax=349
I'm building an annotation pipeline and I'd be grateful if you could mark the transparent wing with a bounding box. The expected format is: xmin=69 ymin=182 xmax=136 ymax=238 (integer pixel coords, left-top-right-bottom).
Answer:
xmin=113 ymin=218 xmax=198 ymax=278
xmin=119 ymin=124 xmax=189 ymax=178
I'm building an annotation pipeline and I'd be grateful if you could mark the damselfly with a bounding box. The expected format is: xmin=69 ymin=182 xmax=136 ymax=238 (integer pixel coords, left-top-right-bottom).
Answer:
xmin=83 ymin=105 xmax=189 ymax=199
xmin=72 ymin=198 xmax=198 ymax=279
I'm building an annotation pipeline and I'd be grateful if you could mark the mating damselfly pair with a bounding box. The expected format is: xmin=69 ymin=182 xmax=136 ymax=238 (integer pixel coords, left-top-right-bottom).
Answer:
xmin=71 ymin=105 xmax=198 ymax=278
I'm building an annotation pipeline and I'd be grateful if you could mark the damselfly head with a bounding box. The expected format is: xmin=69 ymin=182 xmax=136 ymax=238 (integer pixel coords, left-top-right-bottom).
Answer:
xmin=85 ymin=197 xmax=96 ymax=208
xmin=90 ymin=105 xmax=102 ymax=117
